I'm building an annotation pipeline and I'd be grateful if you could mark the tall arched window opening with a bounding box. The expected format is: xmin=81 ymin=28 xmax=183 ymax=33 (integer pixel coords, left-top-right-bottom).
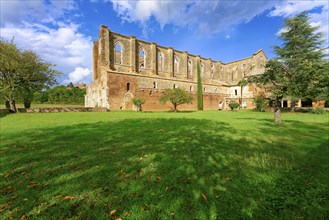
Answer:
xmin=158 ymin=51 xmax=164 ymax=71
xmin=114 ymin=43 xmax=123 ymax=64
xmin=139 ymin=48 xmax=146 ymax=69
xmin=174 ymin=56 xmax=179 ymax=75
xmin=200 ymin=62 xmax=205 ymax=77
xmin=188 ymin=59 xmax=193 ymax=78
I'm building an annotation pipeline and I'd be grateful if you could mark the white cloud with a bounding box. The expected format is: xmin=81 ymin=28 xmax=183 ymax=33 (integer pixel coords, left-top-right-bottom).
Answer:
xmin=270 ymin=1 xmax=328 ymax=43
xmin=0 ymin=0 xmax=93 ymax=84
xmin=1 ymin=23 xmax=93 ymax=84
xmin=0 ymin=0 xmax=77 ymax=26
xmin=269 ymin=0 xmax=327 ymax=17
xmin=225 ymin=34 xmax=231 ymax=39
xmin=110 ymin=0 xmax=328 ymax=44
xmin=110 ymin=0 xmax=278 ymax=35
xmin=64 ymin=67 xmax=91 ymax=84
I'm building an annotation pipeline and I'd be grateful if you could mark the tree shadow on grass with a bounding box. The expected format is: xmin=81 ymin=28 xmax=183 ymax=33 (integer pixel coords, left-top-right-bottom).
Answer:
xmin=1 ymin=118 xmax=328 ymax=219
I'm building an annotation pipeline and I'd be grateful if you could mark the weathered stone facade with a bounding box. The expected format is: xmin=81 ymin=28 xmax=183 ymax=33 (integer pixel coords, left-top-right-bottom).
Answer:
xmin=85 ymin=25 xmax=267 ymax=111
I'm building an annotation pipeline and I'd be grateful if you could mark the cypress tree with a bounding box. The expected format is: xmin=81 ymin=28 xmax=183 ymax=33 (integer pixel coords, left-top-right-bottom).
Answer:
xmin=197 ymin=61 xmax=203 ymax=110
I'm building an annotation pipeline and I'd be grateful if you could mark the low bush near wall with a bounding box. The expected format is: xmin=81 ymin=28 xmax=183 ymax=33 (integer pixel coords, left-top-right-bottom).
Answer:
xmin=228 ymin=102 xmax=239 ymax=110
xmin=311 ymin=108 xmax=326 ymax=114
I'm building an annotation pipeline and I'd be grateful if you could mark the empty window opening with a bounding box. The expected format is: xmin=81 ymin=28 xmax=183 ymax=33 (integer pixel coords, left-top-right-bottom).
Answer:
xmin=174 ymin=56 xmax=179 ymax=74
xmin=139 ymin=49 xmax=145 ymax=69
xmin=127 ymin=83 xmax=131 ymax=91
xmin=115 ymin=43 xmax=123 ymax=64
xmin=204 ymin=87 xmax=206 ymax=92
xmin=188 ymin=59 xmax=193 ymax=77
xmin=234 ymin=89 xmax=238 ymax=96
xmin=301 ymin=98 xmax=312 ymax=107
xmin=158 ymin=51 xmax=164 ymax=71
xmin=283 ymin=101 xmax=288 ymax=108
xmin=190 ymin=85 xmax=193 ymax=92
xmin=200 ymin=62 xmax=205 ymax=76
xmin=173 ymin=84 xmax=176 ymax=89
xmin=152 ymin=81 xmax=157 ymax=89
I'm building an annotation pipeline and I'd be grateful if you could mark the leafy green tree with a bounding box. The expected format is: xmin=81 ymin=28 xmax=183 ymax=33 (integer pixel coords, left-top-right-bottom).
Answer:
xmin=0 ymin=39 xmax=60 ymax=111
xmin=254 ymin=94 xmax=269 ymax=112
xmin=197 ymin=61 xmax=203 ymax=110
xmin=0 ymin=39 xmax=22 ymax=112
xmin=249 ymin=12 xmax=328 ymax=124
xmin=46 ymin=85 xmax=85 ymax=104
xmin=33 ymin=90 xmax=49 ymax=103
xmin=159 ymin=88 xmax=193 ymax=112
xmin=132 ymin=97 xmax=145 ymax=111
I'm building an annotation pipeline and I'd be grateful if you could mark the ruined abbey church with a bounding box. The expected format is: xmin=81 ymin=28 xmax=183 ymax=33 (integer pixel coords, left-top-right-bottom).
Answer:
xmin=85 ymin=25 xmax=267 ymax=111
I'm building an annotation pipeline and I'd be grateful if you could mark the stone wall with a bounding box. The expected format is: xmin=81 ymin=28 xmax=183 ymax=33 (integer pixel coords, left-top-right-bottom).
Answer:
xmin=86 ymin=25 xmax=268 ymax=111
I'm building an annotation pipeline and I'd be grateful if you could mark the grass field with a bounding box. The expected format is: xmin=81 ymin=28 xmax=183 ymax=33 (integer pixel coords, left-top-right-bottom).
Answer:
xmin=1 ymin=110 xmax=328 ymax=219
xmin=0 ymin=103 xmax=84 ymax=109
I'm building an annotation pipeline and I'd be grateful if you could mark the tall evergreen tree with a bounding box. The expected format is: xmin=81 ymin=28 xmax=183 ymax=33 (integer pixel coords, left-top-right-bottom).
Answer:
xmin=197 ymin=61 xmax=203 ymax=110
xmin=250 ymin=12 xmax=328 ymax=124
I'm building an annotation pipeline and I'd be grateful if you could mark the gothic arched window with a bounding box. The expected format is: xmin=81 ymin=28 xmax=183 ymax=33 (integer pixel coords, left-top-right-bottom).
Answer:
xmin=114 ymin=43 xmax=123 ymax=64
xmin=174 ymin=56 xmax=179 ymax=75
xmin=158 ymin=51 xmax=164 ymax=71
xmin=139 ymin=48 xmax=146 ymax=69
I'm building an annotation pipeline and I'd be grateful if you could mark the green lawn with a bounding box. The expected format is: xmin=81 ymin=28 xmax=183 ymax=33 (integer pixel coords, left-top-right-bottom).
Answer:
xmin=0 ymin=103 xmax=84 ymax=109
xmin=1 ymin=110 xmax=328 ymax=219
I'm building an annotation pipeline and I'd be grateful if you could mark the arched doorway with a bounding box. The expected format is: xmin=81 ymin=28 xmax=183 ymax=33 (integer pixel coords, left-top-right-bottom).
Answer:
xmin=122 ymin=92 xmax=134 ymax=110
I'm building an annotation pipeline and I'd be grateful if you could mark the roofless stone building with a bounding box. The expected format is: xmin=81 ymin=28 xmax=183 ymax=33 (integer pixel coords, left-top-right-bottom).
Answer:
xmin=85 ymin=25 xmax=268 ymax=111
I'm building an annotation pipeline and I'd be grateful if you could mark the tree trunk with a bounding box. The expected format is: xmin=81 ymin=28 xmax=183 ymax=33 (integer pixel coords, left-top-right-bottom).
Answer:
xmin=24 ymin=99 xmax=32 ymax=108
xmin=5 ymin=100 xmax=10 ymax=109
xmin=274 ymin=96 xmax=282 ymax=124
xmin=290 ymin=100 xmax=296 ymax=112
xmin=9 ymin=99 xmax=17 ymax=113
xmin=173 ymin=103 xmax=177 ymax=112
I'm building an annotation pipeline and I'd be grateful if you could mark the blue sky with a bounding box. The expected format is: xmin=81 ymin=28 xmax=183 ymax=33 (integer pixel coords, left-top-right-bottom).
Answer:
xmin=1 ymin=0 xmax=328 ymax=85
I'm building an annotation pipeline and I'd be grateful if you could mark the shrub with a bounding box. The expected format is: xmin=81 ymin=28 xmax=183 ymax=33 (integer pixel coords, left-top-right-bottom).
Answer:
xmin=254 ymin=96 xmax=268 ymax=112
xmin=311 ymin=108 xmax=325 ymax=114
xmin=131 ymin=97 xmax=145 ymax=111
xmin=228 ymin=102 xmax=239 ymax=111
xmin=295 ymin=108 xmax=312 ymax=113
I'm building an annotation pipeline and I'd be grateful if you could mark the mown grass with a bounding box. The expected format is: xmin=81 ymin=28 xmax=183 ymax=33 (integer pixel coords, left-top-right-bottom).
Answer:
xmin=0 ymin=103 xmax=84 ymax=109
xmin=0 ymin=110 xmax=328 ymax=219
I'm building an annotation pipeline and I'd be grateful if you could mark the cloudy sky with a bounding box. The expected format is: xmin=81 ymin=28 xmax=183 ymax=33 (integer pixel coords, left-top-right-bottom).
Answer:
xmin=0 ymin=0 xmax=328 ymax=85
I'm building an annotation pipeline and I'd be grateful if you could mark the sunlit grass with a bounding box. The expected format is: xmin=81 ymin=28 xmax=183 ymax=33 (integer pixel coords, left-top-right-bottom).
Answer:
xmin=0 ymin=103 xmax=84 ymax=109
xmin=0 ymin=110 xmax=328 ymax=219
